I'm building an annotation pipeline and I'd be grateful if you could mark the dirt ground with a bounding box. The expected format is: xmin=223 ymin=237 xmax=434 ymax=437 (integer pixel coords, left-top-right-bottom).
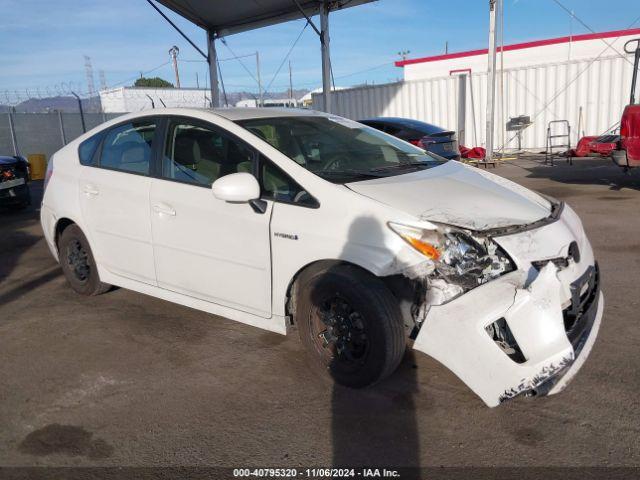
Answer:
xmin=1 ymin=156 xmax=639 ymax=472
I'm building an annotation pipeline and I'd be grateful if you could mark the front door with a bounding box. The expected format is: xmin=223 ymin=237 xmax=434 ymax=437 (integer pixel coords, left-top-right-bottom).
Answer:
xmin=149 ymin=117 xmax=272 ymax=317
xmin=79 ymin=118 xmax=157 ymax=285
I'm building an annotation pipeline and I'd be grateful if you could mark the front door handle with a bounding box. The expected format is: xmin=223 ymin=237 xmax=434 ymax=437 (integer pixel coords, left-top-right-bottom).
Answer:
xmin=153 ymin=203 xmax=176 ymax=216
xmin=83 ymin=184 xmax=99 ymax=196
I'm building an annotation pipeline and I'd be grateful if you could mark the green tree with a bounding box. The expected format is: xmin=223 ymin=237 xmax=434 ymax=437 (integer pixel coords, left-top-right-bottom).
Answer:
xmin=134 ymin=77 xmax=174 ymax=88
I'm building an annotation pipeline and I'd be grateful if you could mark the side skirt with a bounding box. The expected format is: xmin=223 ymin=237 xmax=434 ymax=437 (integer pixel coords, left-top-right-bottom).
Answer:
xmin=99 ymin=270 xmax=288 ymax=335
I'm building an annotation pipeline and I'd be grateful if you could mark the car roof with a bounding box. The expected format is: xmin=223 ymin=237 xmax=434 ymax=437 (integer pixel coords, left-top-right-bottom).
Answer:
xmin=100 ymin=107 xmax=330 ymax=127
xmin=81 ymin=107 xmax=335 ymax=141
xmin=210 ymin=107 xmax=328 ymax=121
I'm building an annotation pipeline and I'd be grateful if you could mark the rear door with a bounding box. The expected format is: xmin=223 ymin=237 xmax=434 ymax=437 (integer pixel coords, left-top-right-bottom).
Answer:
xmin=79 ymin=118 xmax=158 ymax=285
xmin=149 ymin=117 xmax=273 ymax=317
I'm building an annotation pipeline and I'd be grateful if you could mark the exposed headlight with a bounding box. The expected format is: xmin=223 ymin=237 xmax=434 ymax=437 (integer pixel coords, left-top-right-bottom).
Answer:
xmin=388 ymin=221 xmax=515 ymax=292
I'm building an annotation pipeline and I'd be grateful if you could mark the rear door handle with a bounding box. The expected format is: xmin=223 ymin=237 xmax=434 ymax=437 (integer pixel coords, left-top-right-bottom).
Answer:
xmin=83 ymin=184 xmax=99 ymax=196
xmin=153 ymin=203 xmax=176 ymax=216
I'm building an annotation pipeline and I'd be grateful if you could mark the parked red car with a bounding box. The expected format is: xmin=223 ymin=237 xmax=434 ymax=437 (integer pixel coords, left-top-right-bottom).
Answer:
xmin=612 ymin=38 xmax=640 ymax=169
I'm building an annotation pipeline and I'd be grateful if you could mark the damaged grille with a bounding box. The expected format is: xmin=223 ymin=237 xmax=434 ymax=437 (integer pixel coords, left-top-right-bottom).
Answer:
xmin=563 ymin=263 xmax=599 ymax=346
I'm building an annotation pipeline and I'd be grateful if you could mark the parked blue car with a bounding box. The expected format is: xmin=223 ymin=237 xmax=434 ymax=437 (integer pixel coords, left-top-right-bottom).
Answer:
xmin=359 ymin=117 xmax=460 ymax=160
xmin=0 ymin=155 xmax=31 ymax=209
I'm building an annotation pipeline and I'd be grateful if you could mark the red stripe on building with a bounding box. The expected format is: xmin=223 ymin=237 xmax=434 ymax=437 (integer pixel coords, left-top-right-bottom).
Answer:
xmin=395 ymin=27 xmax=640 ymax=67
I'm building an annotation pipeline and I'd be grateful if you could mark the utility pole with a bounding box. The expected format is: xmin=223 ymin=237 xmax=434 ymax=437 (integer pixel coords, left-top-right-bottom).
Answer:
xmin=320 ymin=0 xmax=332 ymax=113
xmin=169 ymin=45 xmax=181 ymax=88
xmin=398 ymin=50 xmax=411 ymax=61
xmin=84 ymin=56 xmax=95 ymax=97
xmin=207 ymin=31 xmax=220 ymax=108
xmin=256 ymin=51 xmax=263 ymax=107
xmin=289 ymin=60 xmax=294 ymax=103
xmin=99 ymin=70 xmax=107 ymax=91
xmin=485 ymin=0 xmax=500 ymax=162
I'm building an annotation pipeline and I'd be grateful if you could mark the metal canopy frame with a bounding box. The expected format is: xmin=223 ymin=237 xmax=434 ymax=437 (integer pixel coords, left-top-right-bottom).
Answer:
xmin=152 ymin=0 xmax=375 ymax=111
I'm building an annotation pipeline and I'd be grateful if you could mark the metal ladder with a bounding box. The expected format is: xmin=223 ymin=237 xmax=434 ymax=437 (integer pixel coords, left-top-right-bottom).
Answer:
xmin=545 ymin=120 xmax=572 ymax=166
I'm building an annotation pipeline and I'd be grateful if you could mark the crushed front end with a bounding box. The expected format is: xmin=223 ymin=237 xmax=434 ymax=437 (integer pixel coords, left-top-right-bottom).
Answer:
xmin=406 ymin=202 xmax=603 ymax=407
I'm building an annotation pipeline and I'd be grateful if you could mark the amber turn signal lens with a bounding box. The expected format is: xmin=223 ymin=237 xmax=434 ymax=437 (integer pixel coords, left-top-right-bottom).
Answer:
xmin=406 ymin=237 xmax=441 ymax=260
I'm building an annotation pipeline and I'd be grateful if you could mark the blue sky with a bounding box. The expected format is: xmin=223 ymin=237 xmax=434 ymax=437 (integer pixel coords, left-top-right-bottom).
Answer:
xmin=2 ymin=0 xmax=640 ymax=97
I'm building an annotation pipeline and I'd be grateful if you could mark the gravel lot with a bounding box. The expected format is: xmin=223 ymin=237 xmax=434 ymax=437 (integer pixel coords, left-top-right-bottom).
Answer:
xmin=1 ymin=156 xmax=639 ymax=471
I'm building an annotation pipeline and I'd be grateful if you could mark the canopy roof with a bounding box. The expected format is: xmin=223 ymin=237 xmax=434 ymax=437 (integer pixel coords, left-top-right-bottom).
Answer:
xmin=155 ymin=0 xmax=375 ymax=36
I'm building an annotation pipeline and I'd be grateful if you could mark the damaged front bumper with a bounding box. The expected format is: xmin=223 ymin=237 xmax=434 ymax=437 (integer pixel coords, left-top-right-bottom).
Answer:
xmin=412 ymin=204 xmax=604 ymax=407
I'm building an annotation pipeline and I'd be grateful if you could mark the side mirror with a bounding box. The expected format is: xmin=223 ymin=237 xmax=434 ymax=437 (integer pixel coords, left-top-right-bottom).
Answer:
xmin=212 ymin=172 xmax=260 ymax=203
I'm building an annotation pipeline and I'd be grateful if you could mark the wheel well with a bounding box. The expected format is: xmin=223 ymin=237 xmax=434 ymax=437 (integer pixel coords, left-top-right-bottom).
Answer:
xmin=284 ymin=260 xmax=418 ymax=333
xmin=284 ymin=259 xmax=379 ymax=325
xmin=54 ymin=218 xmax=76 ymax=251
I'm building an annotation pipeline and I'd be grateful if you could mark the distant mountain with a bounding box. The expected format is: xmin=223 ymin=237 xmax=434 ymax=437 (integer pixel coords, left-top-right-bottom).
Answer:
xmin=0 ymin=96 xmax=101 ymax=113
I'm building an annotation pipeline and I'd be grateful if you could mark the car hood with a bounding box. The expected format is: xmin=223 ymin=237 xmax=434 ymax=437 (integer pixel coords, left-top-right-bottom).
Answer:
xmin=346 ymin=161 xmax=551 ymax=230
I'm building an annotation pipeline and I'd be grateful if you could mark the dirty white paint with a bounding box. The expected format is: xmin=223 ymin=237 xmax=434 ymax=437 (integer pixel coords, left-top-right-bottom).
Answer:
xmin=42 ymin=108 xmax=603 ymax=407
xmin=347 ymin=161 xmax=550 ymax=230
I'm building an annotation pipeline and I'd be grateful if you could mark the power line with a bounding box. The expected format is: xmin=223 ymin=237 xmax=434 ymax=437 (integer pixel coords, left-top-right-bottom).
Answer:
xmin=335 ymin=61 xmax=393 ymax=80
xmin=501 ymin=32 xmax=637 ymax=149
xmin=219 ymin=39 xmax=261 ymax=91
xmin=180 ymin=53 xmax=257 ymax=63
xmin=266 ymin=60 xmax=395 ymax=90
xmin=109 ymin=61 xmax=172 ymax=89
xmin=551 ymin=0 xmax=635 ymax=65
xmin=263 ymin=21 xmax=309 ymax=95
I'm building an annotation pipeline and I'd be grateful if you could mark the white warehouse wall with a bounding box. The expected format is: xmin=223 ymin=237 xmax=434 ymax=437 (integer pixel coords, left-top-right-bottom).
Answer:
xmin=401 ymin=29 xmax=640 ymax=81
xmin=315 ymin=53 xmax=634 ymax=150
xmin=99 ymin=87 xmax=211 ymax=113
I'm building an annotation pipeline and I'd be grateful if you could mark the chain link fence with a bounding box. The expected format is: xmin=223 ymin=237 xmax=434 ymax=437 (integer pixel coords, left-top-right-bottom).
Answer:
xmin=0 ymin=112 xmax=124 ymax=160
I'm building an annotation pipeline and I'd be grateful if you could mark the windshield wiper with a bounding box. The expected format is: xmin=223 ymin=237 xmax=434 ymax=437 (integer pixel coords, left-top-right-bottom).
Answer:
xmin=369 ymin=161 xmax=442 ymax=173
xmin=315 ymin=169 xmax=386 ymax=179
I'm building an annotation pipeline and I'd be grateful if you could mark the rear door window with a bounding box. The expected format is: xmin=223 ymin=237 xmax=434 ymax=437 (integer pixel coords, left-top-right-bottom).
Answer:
xmin=99 ymin=120 xmax=156 ymax=175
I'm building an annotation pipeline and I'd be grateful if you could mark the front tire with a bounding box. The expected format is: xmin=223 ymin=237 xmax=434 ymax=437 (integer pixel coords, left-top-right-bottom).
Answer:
xmin=58 ymin=224 xmax=111 ymax=296
xmin=294 ymin=264 xmax=406 ymax=388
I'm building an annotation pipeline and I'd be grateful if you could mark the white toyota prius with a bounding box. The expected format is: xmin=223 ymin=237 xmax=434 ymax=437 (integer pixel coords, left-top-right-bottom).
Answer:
xmin=41 ymin=107 xmax=603 ymax=407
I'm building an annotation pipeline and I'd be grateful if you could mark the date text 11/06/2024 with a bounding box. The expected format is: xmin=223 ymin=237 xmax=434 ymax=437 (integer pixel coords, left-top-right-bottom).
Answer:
xmin=233 ymin=468 xmax=401 ymax=478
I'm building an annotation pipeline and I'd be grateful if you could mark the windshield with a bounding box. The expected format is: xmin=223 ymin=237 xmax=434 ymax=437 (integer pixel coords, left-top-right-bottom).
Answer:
xmin=236 ymin=115 xmax=447 ymax=183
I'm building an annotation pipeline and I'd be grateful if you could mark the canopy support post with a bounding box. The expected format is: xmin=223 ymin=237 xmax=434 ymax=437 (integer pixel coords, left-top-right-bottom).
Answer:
xmin=485 ymin=0 xmax=499 ymax=162
xmin=320 ymin=1 xmax=332 ymax=113
xmin=207 ymin=31 xmax=220 ymax=108
xmin=457 ymin=73 xmax=467 ymax=147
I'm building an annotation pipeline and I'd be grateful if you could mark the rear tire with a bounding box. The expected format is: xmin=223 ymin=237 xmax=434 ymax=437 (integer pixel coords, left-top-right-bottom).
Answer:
xmin=58 ymin=224 xmax=111 ymax=296
xmin=294 ymin=264 xmax=406 ymax=388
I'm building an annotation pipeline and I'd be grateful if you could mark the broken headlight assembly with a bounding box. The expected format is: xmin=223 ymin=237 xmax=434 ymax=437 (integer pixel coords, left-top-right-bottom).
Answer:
xmin=388 ymin=221 xmax=515 ymax=296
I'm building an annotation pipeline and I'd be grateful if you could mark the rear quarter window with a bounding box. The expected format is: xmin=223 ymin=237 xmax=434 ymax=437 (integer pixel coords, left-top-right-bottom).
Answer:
xmin=78 ymin=133 xmax=103 ymax=166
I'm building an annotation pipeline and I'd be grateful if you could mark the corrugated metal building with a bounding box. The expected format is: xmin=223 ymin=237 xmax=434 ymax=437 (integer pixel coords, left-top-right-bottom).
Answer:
xmin=314 ymin=28 xmax=640 ymax=150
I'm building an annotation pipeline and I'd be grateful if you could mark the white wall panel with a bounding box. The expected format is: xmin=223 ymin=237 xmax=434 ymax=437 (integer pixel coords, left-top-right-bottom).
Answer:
xmin=315 ymin=54 xmax=634 ymax=150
